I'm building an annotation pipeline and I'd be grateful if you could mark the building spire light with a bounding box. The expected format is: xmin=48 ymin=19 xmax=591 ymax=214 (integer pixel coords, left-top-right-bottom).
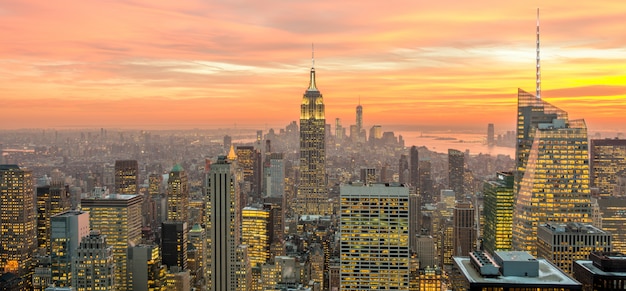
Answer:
xmin=308 ymin=43 xmax=317 ymax=91
xmin=536 ymin=8 xmax=541 ymax=99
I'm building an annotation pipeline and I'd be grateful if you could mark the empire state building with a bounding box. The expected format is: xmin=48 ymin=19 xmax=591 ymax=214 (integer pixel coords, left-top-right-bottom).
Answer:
xmin=296 ymin=60 xmax=331 ymax=216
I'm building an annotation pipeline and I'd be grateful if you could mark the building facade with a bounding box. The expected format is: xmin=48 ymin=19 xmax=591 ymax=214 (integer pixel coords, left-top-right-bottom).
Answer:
xmin=448 ymin=149 xmax=464 ymax=200
xmin=340 ymin=183 xmax=410 ymax=290
xmin=512 ymin=110 xmax=592 ymax=256
xmin=0 ymin=164 xmax=36 ymax=288
xmin=453 ymin=201 xmax=476 ymax=257
xmin=167 ymin=164 xmax=189 ymax=223
xmin=482 ymin=172 xmax=514 ymax=253
xmin=537 ymin=223 xmax=612 ymax=274
xmin=590 ymin=139 xmax=626 ymax=197
xmin=73 ymin=231 xmax=116 ymax=290
xmin=205 ymin=156 xmax=241 ymax=291
xmin=81 ymin=194 xmax=143 ymax=291
xmin=114 ymin=160 xmax=139 ymax=194
xmin=50 ymin=210 xmax=90 ymax=287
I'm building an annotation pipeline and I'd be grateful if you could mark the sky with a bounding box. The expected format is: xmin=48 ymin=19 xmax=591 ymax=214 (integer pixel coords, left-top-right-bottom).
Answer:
xmin=1 ymin=0 xmax=625 ymax=134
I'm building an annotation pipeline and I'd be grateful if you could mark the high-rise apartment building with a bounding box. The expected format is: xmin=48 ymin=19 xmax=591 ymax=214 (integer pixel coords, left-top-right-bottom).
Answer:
xmin=205 ymin=156 xmax=241 ymax=291
xmin=296 ymin=59 xmax=329 ymax=216
xmin=81 ymin=194 xmax=143 ymax=291
xmin=483 ymin=172 xmax=514 ymax=253
xmin=167 ymin=164 xmax=189 ymax=223
xmin=453 ymin=201 xmax=476 ymax=257
xmin=0 ymin=164 xmax=36 ymax=288
xmin=448 ymin=149 xmax=465 ymax=201
xmin=590 ymin=139 xmax=626 ymax=197
xmin=73 ymin=231 xmax=116 ymax=290
xmin=50 ymin=210 xmax=90 ymax=287
xmin=340 ymin=183 xmax=410 ymax=290
xmin=537 ymin=223 xmax=612 ymax=274
xmin=242 ymin=206 xmax=270 ymax=268
xmin=114 ymin=160 xmax=139 ymax=194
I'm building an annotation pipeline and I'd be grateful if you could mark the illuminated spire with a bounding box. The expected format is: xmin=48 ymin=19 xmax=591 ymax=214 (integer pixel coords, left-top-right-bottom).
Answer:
xmin=536 ymin=8 xmax=541 ymax=99
xmin=227 ymin=145 xmax=237 ymax=161
xmin=307 ymin=43 xmax=317 ymax=91
xmin=312 ymin=43 xmax=315 ymax=68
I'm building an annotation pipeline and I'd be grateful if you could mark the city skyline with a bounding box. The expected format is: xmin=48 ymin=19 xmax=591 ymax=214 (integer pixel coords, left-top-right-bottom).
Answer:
xmin=1 ymin=1 xmax=625 ymax=132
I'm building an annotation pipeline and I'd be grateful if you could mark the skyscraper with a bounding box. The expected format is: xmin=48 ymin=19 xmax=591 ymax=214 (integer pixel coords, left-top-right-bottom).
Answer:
xmin=419 ymin=159 xmax=434 ymax=204
xmin=188 ymin=224 xmax=207 ymax=288
xmin=410 ymin=146 xmax=419 ymax=189
xmin=205 ymin=156 xmax=240 ymax=291
xmin=36 ymin=180 xmax=71 ymax=251
xmin=512 ymin=11 xmax=592 ymax=256
xmin=167 ymin=164 xmax=189 ymax=223
xmin=399 ymin=154 xmax=409 ymax=184
xmin=448 ymin=149 xmax=465 ymax=200
xmin=590 ymin=139 xmax=626 ymax=197
xmin=356 ymin=101 xmax=363 ymax=135
xmin=128 ymin=244 xmax=166 ymax=291
xmin=340 ymin=183 xmax=410 ymax=290
xmin=50 ymin=210 xmax=90 ymax=287
xmin=482 ymin=172 xmax=514 ymax=253
xmin=114 ymin=160 xmax=139 ymax=194
xmin=81 ymin=194 xmax=143 ymax=291
xmin=73 ymin=231 xmax=116 ymax=290
xmin=241 ymin=206 xmax=270 ymax=268
xmin=236 ymin=146 xmax=262 ymax=200
xmin=263 ymin=153 xmax=285 ymax=198
xmin=296 ymin=55 xmax=329 ymax=216
xmin=161 ymin=221 xmax=188 ymax=270
xmin=597 ymin=198 xmax=626 ymax=253
xmin=0 ymin=164 xmax=36 ymax=288
xmin=453 ymin=201 xmax=476 ymax=257
xmin=512 ymin=109 xmax=591 ymax=256
xmin=487 ymin=123 xmax=495 ymax=147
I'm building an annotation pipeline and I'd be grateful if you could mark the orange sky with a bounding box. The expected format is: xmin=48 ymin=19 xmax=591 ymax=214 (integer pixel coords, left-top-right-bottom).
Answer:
xmin=1 ymin=0 xmax=625 ymax=134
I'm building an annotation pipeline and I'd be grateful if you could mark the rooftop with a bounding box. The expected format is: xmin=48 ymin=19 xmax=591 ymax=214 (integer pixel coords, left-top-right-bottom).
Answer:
xmin=454 ymin=256 xmax=580 ymax=287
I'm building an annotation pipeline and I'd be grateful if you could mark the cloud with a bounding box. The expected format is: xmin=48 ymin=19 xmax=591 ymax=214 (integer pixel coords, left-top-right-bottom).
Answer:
xmin=0 ymin=0 xmax=625 ymax=132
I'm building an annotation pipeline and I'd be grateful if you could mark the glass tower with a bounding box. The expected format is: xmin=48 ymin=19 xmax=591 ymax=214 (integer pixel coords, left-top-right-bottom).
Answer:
xmin=512 ymin=111 xmax=592 ymax=256
xmin=483 ymin=172 xmax=514 ymax=253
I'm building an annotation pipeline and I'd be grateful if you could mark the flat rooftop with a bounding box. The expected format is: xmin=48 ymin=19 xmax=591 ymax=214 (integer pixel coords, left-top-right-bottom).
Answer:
xmin=575 ymin=260 xmax=626 ymax=277
xmin=454 ymin=257 xmax=580 ymax=287
xmin=494 ymin=251 xmax=535 ymax=262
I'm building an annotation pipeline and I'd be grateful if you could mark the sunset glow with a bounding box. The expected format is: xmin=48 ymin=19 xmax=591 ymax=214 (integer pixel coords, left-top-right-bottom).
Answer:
xmin=1 ymin=0 xmax=625 ymax=133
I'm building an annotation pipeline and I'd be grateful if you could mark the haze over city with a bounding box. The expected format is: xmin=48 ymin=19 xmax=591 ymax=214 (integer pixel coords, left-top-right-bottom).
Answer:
xmin=1 ymin=0 xmax=625 ymax=133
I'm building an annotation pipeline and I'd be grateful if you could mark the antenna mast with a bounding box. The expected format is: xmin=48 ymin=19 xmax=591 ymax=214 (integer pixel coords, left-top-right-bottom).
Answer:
xmin=536 ymin=8 xmax=541 ymax=99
